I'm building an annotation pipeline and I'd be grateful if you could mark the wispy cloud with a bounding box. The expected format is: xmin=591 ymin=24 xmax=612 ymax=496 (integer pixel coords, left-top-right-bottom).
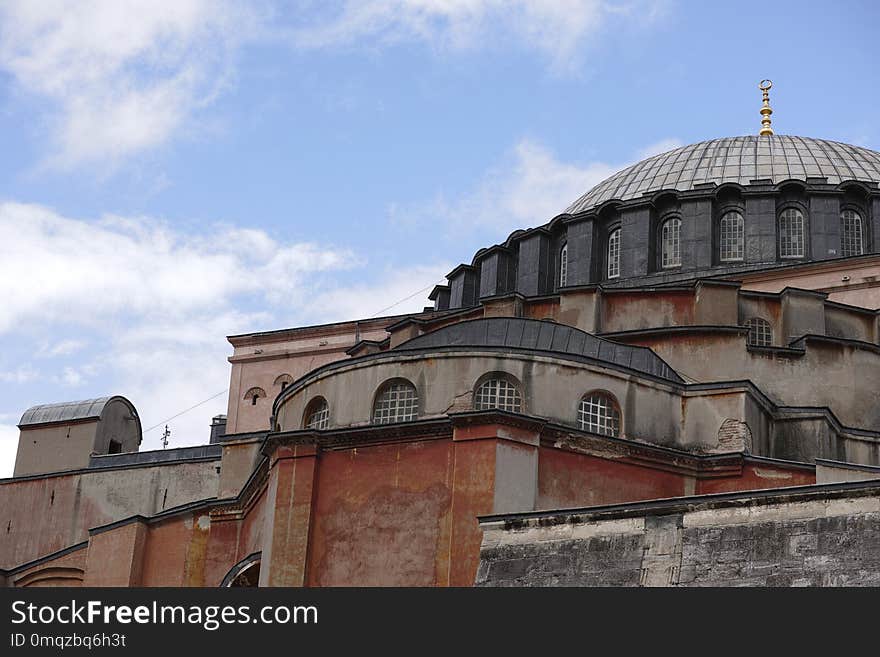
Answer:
xmin=635 ymin=138 xmax=684 ymax=160
xmin=290 ymin=0 xmax=667 ymax=71
xmin=0 ymin=423 xmax=19 ymax=478
xmin=0 ymin=202 xmax=356 ymax=333
xmin=389 ymin=136 xmax=682 ymax=240
xmin=37 ymin=339 xmax=88 ymax=358
xmin=0 ymin=1 xmax=669 ymax=170
xmin=308 ymin=264 xmax=452 ymax=324
xmin=0 ymin=0 xmax=262 ymax=169
xmin=0 ymin=200 xmax=447 ymax=473
xmin=0 ymin=365 xmax=40 ymax=384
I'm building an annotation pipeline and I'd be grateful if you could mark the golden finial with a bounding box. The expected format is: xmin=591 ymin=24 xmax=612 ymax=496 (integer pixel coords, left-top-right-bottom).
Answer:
xmin=759 ymin=79 xmax=773 ymax=136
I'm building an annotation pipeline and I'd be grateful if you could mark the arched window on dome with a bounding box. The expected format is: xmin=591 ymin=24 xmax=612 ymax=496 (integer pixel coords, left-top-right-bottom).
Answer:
xmin=303 ymin=397 xmax=330 ymax=430
xmin=372 ymin=379 xmax=419 ymax=424
xmin=558 ymin=243 xmax=568 ymax=288
xmin=474 ymin=374 xmax=523 ymax=413
xmin=745 ymin=317 xmax=772 ymax=347
xmin=719 ymin=211 xmax=744 ymax=262
xmin=577 ymin=391 xmax=621 ymax=437
xmin=840 ymin=209 xmax=864 ymax=257
xmin=607 ymin=227 xmax=621 ymax=279
xmin=660 ymin=217 xmax=681 ymax=268
xmin=778 ymin=208 xmax=805 ymax=258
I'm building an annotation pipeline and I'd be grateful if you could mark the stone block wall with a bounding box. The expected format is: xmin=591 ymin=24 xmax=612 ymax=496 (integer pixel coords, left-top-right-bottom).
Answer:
xmin=476 ymin=482 xmax=880 ymax=586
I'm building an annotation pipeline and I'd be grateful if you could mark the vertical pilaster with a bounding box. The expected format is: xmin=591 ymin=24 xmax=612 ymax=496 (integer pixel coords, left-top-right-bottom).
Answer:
xmin=260 ymin=444 xmax=319 ymax=587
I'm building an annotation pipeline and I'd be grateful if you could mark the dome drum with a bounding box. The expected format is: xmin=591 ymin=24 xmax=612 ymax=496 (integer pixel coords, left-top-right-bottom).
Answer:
xmin=434 ymin=137 xmax=880 ymax=311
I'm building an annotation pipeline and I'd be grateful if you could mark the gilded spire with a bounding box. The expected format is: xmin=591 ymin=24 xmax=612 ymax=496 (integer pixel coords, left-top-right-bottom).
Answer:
xmin=759 ymin=79 xmax=773 ymax=136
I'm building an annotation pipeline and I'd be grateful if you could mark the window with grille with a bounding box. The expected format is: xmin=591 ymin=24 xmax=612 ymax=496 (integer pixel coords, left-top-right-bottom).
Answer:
xmin=840 ymin=209 xmax=864 ymax=257
xmin=303 ymin=397 xmax=329 ymax=430
xmin=474 ymin=377 xmax=522 ymax=413
xmin=661 ymin=217 xmax=681 ymax=268
xmin=779 ymin=208 xmax=805 ymax=258
xmin=745 ymin=317 xmax=772 ymax=347
xmin=559 ymin=243 xmax=568 ymax=288
xmin=720 ymin=211 xmax=744 ymax=262
xmin=607 ymin=228 xmax=621 ymax=279
xmin=577 ymin=392 xmax=621 ymax=437
xmin=373 ymin=381 xmax=419 ymax=424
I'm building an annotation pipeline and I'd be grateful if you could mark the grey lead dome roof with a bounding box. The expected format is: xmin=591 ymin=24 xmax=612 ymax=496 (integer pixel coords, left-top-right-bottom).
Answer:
xmin=396 ymin=317 xmax=683 ymax=383
xmin=565 ymin=135 xmax=880 ymax=214
xmin=19 ymin=397 xmax=128 ymax=427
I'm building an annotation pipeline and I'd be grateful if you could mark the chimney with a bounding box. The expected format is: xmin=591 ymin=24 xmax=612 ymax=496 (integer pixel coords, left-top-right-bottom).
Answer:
xmin=209 ymin=414 xmax=227 ymax=444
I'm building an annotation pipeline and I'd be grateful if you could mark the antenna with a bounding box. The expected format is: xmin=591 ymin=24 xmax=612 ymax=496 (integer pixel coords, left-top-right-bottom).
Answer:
xmin=759 ymin=79 xmax=774 ymax=136
xmin=161 ymin=424 xmax=171 ymax=449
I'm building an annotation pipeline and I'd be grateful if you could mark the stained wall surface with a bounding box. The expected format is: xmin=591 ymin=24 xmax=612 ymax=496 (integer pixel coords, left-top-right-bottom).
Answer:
xmin=477 ymin=485 xmax=880 ymax=586
xmin=0 ymin=459 xmax=219 ymax=570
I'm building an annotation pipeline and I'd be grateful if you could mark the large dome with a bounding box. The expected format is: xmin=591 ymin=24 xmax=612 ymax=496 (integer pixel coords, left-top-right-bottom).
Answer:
xmin=565 ymin=135 xmax=880 ymax=215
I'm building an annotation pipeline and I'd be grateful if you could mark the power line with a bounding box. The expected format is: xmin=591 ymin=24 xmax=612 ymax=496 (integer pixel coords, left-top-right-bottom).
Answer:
xmin=142 ymin=389 xmax=228 ymax=434
xmin=368 ymin=280 xmax=443 ymax=318
xmin=139 ymin=280 xmax=443 ymax=435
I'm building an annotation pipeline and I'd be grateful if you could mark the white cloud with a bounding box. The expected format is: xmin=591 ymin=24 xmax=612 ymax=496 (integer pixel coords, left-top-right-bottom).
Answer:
xmin=0 ymin=202 xmax=354 ymax=333
xmin=291 ymin=0 xmax=666 ymax=70
xmin=0 ymin=364 xmax=40 ymax=384
xmin=55 ymin=366 xmax=91 ymax=387
xmin=0 ymin=200 xmax=446 ymax=471
xmin=38 ymin=339 xmax=87 ymax=358
xmin=635 ymin=138 xmax=683 ymax=160
xmin=390 ymin=136 xmax=682 ymax=239
xmin=0 ymin=0 xmax=260 ymax=169
xmin=0 ymin=1 xmax=669 ymax=169
xmin=0 ymin=423 xmax=18 ymax=478
xmin=307 ymin=263 xmax=453 ymax=324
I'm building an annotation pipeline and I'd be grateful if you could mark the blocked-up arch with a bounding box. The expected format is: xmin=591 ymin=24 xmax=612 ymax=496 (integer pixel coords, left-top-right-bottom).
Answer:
xmin=244 ymin=387 xmax=267 ymax=406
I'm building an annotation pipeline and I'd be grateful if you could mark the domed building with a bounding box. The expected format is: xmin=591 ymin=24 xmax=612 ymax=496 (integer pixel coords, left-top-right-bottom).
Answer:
xmin=4 ymin=98 xmax=880 ymax=587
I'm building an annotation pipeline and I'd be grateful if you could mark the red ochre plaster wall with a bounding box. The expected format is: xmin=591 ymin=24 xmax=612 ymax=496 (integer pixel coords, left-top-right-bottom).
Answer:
xmin=306 ymin=439 xmax=458 ymax=586
xmin=697 ymin=462 xmax=815 ymax=495
xmin=537 ymin=446 xmax=688 ymax=510
xmin=4 ymin=428 xmax=816 ymax=587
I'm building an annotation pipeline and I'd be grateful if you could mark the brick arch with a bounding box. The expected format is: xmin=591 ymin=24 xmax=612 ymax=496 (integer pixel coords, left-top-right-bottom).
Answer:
xmin=243 ymin=387 xmax=267 ymax=401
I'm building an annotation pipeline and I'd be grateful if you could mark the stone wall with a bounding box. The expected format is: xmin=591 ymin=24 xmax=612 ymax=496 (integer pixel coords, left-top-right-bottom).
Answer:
xmin=476 ymin=481 xmax=880 ymax=587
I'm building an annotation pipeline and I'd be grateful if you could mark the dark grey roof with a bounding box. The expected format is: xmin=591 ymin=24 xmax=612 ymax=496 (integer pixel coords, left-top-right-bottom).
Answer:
xmin=565 ymin=136 xmax=880 ymax=214
xmin=395 ymin=318 xmax=683 ymax=383
xmin=19 ymin=397 xmax=123 ymax=427
xmin=88 ymin=445 xmax=220 ymax=469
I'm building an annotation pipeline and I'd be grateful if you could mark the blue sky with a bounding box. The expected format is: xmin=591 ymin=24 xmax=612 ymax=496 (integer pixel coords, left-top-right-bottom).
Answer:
xmin=1 ymin=0 xmax=878 ymax=474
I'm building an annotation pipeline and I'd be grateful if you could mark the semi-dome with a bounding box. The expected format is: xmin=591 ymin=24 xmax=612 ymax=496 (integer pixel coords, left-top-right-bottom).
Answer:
xmin=565 ymin=135 xmax=880 ymax=215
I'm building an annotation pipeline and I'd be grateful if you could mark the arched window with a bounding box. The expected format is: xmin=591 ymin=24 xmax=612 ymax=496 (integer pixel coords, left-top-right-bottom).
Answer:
xmin=840 ymin=209 xmax=864 ymax=257
xmin=373 ymin=380 xmax=419 ymax=424
xmin=779 ymin=208 xmax=805 ymax=258
xmin=274 ymin=373 xmax=293 ymax=391
xmin=745 ymin=317 xmax=772 ymax=347
xmin=577 ymin=392 xmax=621 ymax=437
xmin=303 ymin=397 xmax=329 ymax=430
xmin=474 ymin=376 xmax=523 ymax=413
xmin=660 ymin=217 xmax=681 ymax=268
xmin=607 ymin=227 xmax=621 ymax=279
xmin=220 ymin=553 xmax=261 ymax=588
xmin=719 ymin=211 xmax=744 ymax=262
xmin=558 ymin=243 xmax=568 ymax=288
xmin=244 ymin=387 xmax=266 ymax=406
